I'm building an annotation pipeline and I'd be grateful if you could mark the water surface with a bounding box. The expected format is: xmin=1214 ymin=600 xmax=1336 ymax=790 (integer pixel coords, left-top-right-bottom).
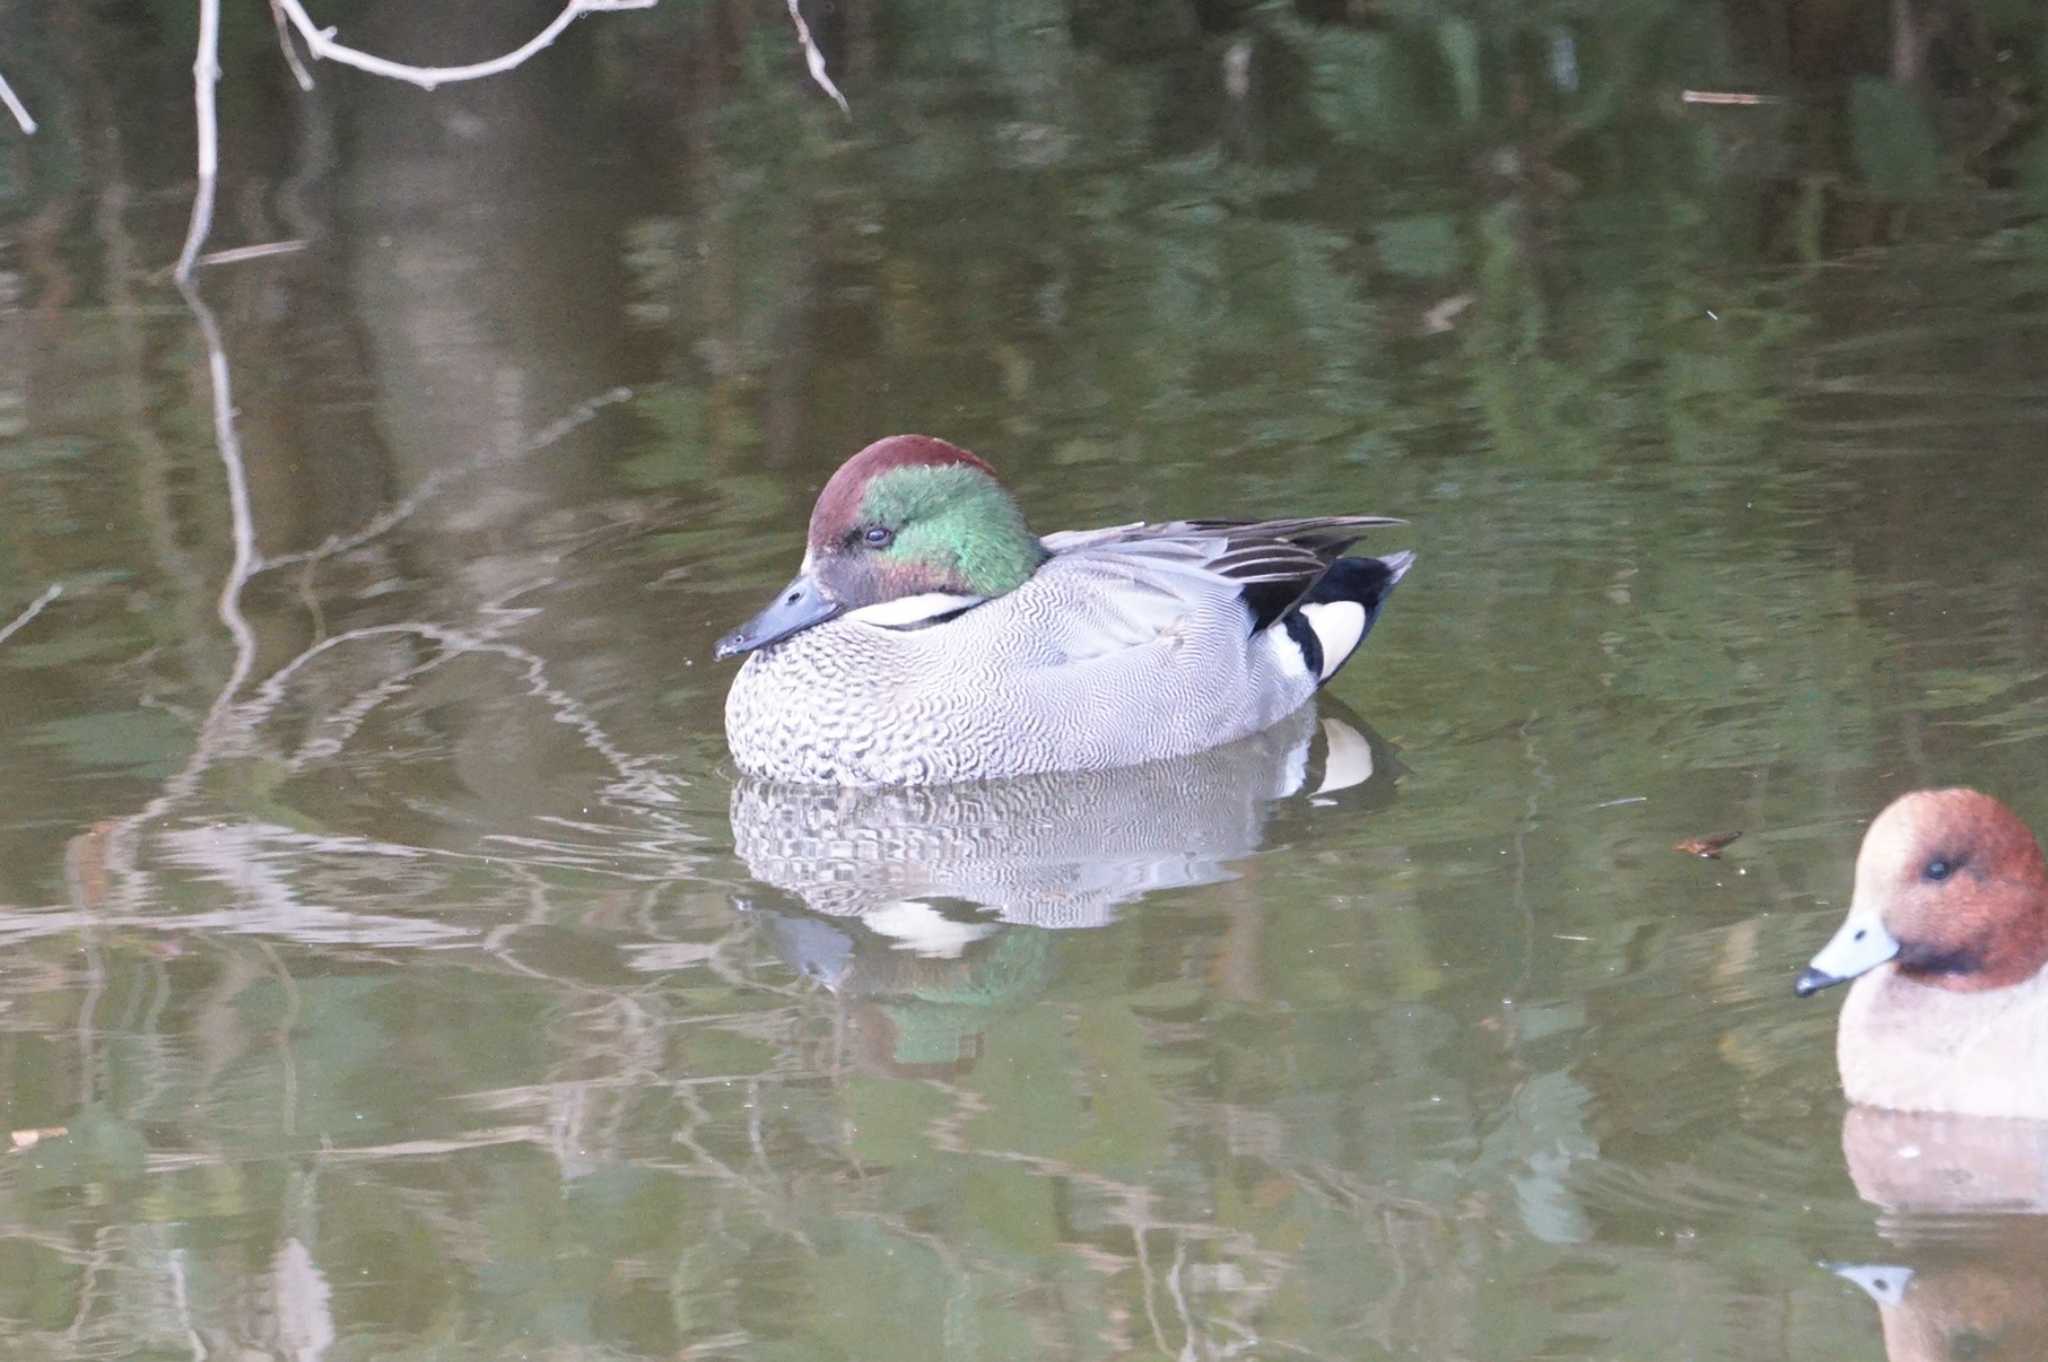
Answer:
xmin=3 ymin=2 xmax=2048 ymax=1357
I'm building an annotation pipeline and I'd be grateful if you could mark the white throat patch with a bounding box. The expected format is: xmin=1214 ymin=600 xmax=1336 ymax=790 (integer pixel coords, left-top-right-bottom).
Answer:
xmin=845 ymin=593 xmax=985 ymax=629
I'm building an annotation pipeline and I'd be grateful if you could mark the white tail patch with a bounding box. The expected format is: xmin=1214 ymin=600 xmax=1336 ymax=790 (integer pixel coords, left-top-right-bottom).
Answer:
xmin=1299 ymin=600 xmax=1367 ymax=681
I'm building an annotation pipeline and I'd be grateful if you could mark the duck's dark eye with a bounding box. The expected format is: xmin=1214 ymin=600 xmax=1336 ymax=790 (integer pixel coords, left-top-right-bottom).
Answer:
xmin=1924 ymin=858 xmax=1952 ymax=882
xmin=863 ymin=525 xmax=894 ymax=548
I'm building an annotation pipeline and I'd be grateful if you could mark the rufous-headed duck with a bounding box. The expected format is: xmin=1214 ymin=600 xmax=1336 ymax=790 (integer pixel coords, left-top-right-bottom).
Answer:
xmin=1797 ymin=789 xmax=2048 ymax=1119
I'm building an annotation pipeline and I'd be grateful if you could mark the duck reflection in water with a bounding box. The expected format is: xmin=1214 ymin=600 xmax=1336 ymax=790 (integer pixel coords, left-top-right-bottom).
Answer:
xmin=733 ymin=706 xmax=1393 ymax=1079
xmin=1827 ymin=1108 xmax=2048 ymax=1361
xmin=731 ymin=703 xmax=1392 ymax=943
xmin=745 ymin=906 xmax=1056 ymax=1079
xmin=733 ymin=700 xmax=1392 ymax=1073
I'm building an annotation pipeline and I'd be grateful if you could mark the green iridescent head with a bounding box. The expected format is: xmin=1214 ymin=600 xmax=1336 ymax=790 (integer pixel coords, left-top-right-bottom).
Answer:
xmin=715 ymin=435 xmax=1047 ymax=658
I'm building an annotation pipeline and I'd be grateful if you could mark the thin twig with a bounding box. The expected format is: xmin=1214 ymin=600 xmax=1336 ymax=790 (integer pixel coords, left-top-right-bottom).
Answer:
xmin=196 ymin=239 xmax=308 ymax=268
xmin=269 ymin=0 xmax=316 ymax=91
xmin=783 ymin=0 xmax=850 ymax=115
xmin=0 ymin=584 xmax=61 ymax=647
xmin=172 ymin=0 xmax=223 ymax=282
xmin=274 ymin=0 xmax=657 ymax=91
xmin=1680 ymin=89 xmax=1782 ymax=106
xmin=0 ymin=70 xmax=35 ymax=135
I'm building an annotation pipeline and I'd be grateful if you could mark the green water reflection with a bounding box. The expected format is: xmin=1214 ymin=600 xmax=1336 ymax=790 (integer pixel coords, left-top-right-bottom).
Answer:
xmin=3 ymin=0 xmax=2048 ymax=1357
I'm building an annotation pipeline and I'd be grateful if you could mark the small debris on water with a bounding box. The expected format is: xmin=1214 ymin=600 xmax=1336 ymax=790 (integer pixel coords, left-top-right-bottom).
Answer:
xmin=1674 ymin=831 xmax=1743 ymax=859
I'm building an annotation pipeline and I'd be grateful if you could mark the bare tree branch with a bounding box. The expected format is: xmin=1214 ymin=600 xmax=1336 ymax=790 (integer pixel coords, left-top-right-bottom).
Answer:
xmin=273 ymin=0 xmax=658 ymax=91
xmin=176 ymin=0 xmax=845 ymax=269
xmin=0 ymin=584 xmax=61 ymax=647
xmin=783 ymin=0 xmax=849 ymax=115
xmin=0 ymin=70 xmax=35 ymax=135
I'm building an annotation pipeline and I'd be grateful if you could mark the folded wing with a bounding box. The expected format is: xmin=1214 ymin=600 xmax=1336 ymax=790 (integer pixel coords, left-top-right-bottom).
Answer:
xmin=1035 ymin=515 xmax=1405 ymax=657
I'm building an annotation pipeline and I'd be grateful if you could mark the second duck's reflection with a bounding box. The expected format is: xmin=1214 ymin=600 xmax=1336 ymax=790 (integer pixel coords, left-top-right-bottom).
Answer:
xmin=731 ymin=706 xmax=1396 ymax=957
xmin=1829 ymin=1109 xmax=2048 ymax=1362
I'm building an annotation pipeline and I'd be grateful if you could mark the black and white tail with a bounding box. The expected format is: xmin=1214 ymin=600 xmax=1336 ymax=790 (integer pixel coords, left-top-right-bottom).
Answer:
xmin=1283 ymin=551 xmax=1415 ymax=685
